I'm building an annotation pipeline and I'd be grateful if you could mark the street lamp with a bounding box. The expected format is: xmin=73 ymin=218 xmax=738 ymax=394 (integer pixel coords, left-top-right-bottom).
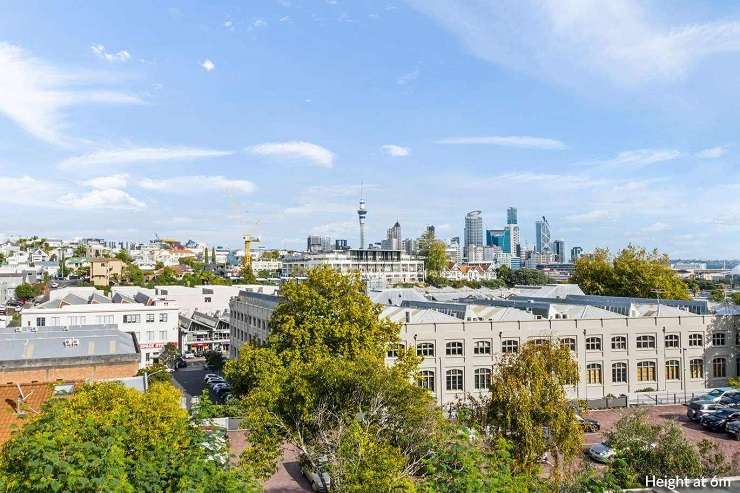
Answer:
xmin=143 ymin=367 xmax=173 ymax=391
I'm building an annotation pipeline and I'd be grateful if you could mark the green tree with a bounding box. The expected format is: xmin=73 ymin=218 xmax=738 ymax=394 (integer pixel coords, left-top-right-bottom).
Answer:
xmin=73 ymin=244 xmax=87 ymax=257
xmin=731 ymin=292 xmax=740 ymax=305
xmin=158 ymin=342 xmax=180 ymax=368
xmin=477 ymin=341 xmax=582 ymax=483
xmin=123 ymin=263 xmax=145 ymax=286
xmin=423 ymin=240 xmax=448 ymax=275
xmin=205 ymin=350 xmax=226 ymax=370
xmin=710 ymin=287 xmax=726 ymax=303
xmin=239 ymin=263 xmax=257 ymax=283
xmin=508 ymin=268 xmax=550 ymax=286
xmin=0 ymin=253 xmax=5 ymax=265
xmin=14 ymin=283 xmax=36 ymax=302
xmin=115 ymin=249 xmax=132 ymax=263
xmin=571 ymin=246 xmax=689 ymax=300
xmin=136 ymin=363 xmax=172 ymax=384
xmin=204 ymin=247 xmax=210 ymax=264
xmin=0 ymin=382 xmax=260 ymax=492
xmin=156 ymin=266 xmax=180 ymax=285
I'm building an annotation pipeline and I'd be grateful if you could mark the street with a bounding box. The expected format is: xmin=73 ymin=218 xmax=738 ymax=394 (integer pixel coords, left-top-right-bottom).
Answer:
xmin=172 ymin=359 xmax=213 ymax=400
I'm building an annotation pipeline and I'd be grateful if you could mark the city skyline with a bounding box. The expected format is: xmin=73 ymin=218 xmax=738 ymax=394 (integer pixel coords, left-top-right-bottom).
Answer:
xmin=2 ymin=2 xmax=740 ymax=257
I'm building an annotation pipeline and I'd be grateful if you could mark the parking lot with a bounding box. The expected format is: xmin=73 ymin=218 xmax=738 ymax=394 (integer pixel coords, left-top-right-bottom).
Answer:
xmin=584 ymin=405 xmax=740 ymax=461
xmin=172 ymin=359 xmax=213 ymax=400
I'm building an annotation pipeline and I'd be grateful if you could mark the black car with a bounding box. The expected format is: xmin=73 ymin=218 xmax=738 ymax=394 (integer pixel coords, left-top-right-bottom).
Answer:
xmin=700 ymin=409 xmax=740 ymax=432
xmin=718 ymin=393 xmax=740 ymax=408
xmin=174 ymin=357 xmax=187 ymax=369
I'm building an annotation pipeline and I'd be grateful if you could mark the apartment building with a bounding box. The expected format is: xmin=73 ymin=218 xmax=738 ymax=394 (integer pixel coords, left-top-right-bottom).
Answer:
xmin=228 ymin=288 xmax=739 ymax=406
xmin=20 ymin=288 xmax=179 ymax=367
xmin=90 ymin=258 xmax=125 ymax=287
xmin=281 ymin=249 xmax=425 ymax=287
xmin=179 ymin=311 xmax=230 ymax=355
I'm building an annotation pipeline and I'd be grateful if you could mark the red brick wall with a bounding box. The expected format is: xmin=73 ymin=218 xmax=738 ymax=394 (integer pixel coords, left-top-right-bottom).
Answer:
xmin=0 ymin=361 xmax=139 ymax=385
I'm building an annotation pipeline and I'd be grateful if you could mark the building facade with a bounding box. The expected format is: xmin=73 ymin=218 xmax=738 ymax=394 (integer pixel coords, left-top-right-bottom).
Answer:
xmin=464 ymin=211 xmax=483 ymax=260
xmin=90 ymin=258 xmax=125 ymax=287
xmin=179 ymin=311 xmax=230 ymax=355
xmin=229 ymin=291 xmax=282 ymax=357
xmin=535 ymin=216 xmax=551 ymax=253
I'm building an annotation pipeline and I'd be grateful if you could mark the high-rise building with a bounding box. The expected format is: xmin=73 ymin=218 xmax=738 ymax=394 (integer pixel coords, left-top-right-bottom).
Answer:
xmin=486 ymin=229 xmax=505 ymax=248
xmin=425 ymin=225 xmax=435 ymax=237
xmin=357 ymin=199 xmax=367 ymax=249
xmin=307 ymin=235 xmax=332 ymax=253
xmin=570 ymin=246 xmax=583 ymax=263
xmin=507 ymin=207 xmax=518 ymax=225
xmin=552 ymin=240 xmax=566 ymax=263
xmin=504 ymin=224 xmax=520 ymax=256
xmin=335 ymin=239 xmax=349 ymax=251
xmin=535 ymin=216 xmax=551 ymax=253
xmin=464 ymin=210 xmax=483 ymax=259
xmin=382 ymin=221 xmax=402 ymax=250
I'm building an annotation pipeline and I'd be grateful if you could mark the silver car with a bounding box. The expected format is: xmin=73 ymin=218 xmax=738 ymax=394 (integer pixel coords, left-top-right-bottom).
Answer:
xmin=300 ymin=456 xmax=331 ymax=492
xmin=587 ymin=442 xmax=616 ymax=463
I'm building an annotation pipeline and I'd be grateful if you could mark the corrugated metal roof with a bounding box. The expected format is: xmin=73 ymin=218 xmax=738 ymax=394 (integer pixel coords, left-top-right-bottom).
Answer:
xmin=0 ymin=325 xmax=137 ymax=361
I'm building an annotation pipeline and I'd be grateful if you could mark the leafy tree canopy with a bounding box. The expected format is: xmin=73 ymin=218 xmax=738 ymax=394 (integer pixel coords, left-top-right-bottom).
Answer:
xmin=0 ymin=382 xmax=260 ymax=493
xmin=571 ymin=245 xmax=690 ymax=299
xmin=14 ymin=283 xmax=37 ymax=301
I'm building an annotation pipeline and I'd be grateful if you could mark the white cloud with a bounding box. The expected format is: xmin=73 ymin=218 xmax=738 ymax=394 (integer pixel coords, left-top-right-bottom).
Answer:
xmin=59 ymin=188 xmax=146 ymax=210
xmin=696 ymin=146 xmax=727 ymax=159
xmin=397 ymin=68 xmax=420 ymax=85
xmin=82 ymin=174 xmax=129 ymax=189
xmin=381 ymin=144 xmax=410 ymax=157
xmin=406 ymin=0 xmax=740 ymax=87
xmin=596 ymin=149 xmax=681 ymax=168
xmin=0 ymin=176 xmax=62 ymax=206
xmin=0 ymin=42 xmax=141 ymax=146
xmin=201 ymin=59 xmax=215 ymax=72
xmin=224 ymin=20 xmax=234 ymax=30
xmin=640 ymin=221 xmax=671 ymax=233
xmin=566 ymin=209 xmax=611 ymax=223
xmin=437 ymin=135 xmax=566 ymax=150
xmin=248 ymin=141 xmax=335 ymax=168
xmin=90 ymin=44 xmax=131 ymax=63
xmin=252 ymin=18 xmax=268 ymax=28
xmin=138 ymin=176 xmax=256 ymax=193
xmin=59 ymin=146 xmax=232 ymax=170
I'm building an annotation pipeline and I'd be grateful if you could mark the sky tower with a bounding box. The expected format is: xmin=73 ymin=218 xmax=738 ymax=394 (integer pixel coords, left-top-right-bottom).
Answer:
xmin=357 ymin=198 xmax=367 ymax=249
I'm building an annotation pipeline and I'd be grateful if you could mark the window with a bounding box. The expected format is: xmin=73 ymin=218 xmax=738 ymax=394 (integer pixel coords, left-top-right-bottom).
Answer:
xmin=159 ymin=313 xmax=168 ymax=322
xmin=560 ymin=337 xmax=576 ymax=351
xmin=689 ymin=334 xmax=703 ymax=347
xmin=713 ymin=358 xmax=727 ymax=378
xmin=611 ymin=336 xmax=627 ymax=350
xmin=690 ymin=359 xmax=704 ymax=379
xmin=531 ymin=338 xmax=549 ymax=346
xmin=97 ymin=315 xmax=114 ymax=325
xmin=664 ymin=334 xmax=680 ymax=348
xmin=146 ymin=313 xmax=155 ymax=323
xmin=712 ymin=333 xmax=726 ymax=347
xmin=501 ymin=339 xmax=519 ymax=353
xmin=474 ymin=368 xmax=492 ymax=390
xmin=416 ymin=343 xmax=434 ymax=357
xmin=204 ymin=297 xmax=212 ymax=303
xmin=446 ymin=369 xmax=464 ymax=391
xmin=418 ymin=370 xmax=434 ymax=390
xmin=665 ymin=360 xmax=680 ymax=381
xmin=123 ymin=314 xmax=141 ymax=324
xmin=612 ymin=362 xmax=627 ymax=383
xmin=159 ymin=330 xmax=167 ymax=341
xmin=386 ymin=343 xmax=404 ymax=358
xmin=585 ymin=337 xmax=602 ymax=351
xmin=473 ymin=340 xmax=491 ymax=355
xmin=147 ymin=330 xmax=154 ymax=342
xmin=586 ymin=363 xmax=602 ymax=384
xmin=736 ymin=331 xmax=740 ymax=346
xmin=446 ymin=341 xmax=464 ymax=356
xmin=36 ymin=317 xmax=46 ymax=327
xmin=637 ymin=361 xmax=656 ymax=382
xmin=636 ymin=335 xmax=656 ymax=349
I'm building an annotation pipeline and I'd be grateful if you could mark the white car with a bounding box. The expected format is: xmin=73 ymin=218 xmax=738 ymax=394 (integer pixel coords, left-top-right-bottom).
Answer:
xmin=587 ymin=442 xmax=616 ymax=464
xmin=183 ymin=352 xmax=195 ymax=359
xmin=300 ymin=456 xmax=331 ymax=493
xmin=50 ymin=282 xmax=59 ymax=288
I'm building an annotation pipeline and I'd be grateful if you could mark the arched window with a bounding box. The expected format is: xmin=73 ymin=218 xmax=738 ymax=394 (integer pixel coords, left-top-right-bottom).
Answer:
xmin=560 ymin=337 xmax=576 ymax=351
xmin=688 ymin=334 xmax=703 ymax=347
xmin=585 ymin=337 xmax=602 ymax=351
xmin=473 ymin=340 xmax=491 ymax=355
xmin=611 ymin=336 xmax=627 ymax=350
xmin=713 ymin=358 xmax=727 ymax=378
xmin=637 ymin=361 xmax=656 ymax=382
xmin=417 ymin=370 xmax=434 ymax=390
xmin=611 ymin=362 xmax=627 ymax=383
xmin=416 ymin=343 xmax=434 ymax=357
xmin=586 ymin=363 xmax=602 ymax=384
xmin=446 ymin=341 xmax=464 ymax=356
xmin=474 ymin=368 xmax=492 ymax=390
xmin=689 ymin=359 xmax=704 ymax=379
xmin=636 ymin=335 xmax=656 ymax=349
xmin=665 ymin=360 xmax=680 ymax=381
xmin=446 ymin=369 xmax=464 ymax=391
xmin=501 ymin=339 xmax=519 ymax=354
xmin=664 ymin=334 xmax=680 ymax=348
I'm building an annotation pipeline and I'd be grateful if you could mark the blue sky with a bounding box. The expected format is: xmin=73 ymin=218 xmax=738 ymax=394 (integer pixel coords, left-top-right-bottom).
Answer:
xmin=2 ymin=1 xmax=740 ymax=258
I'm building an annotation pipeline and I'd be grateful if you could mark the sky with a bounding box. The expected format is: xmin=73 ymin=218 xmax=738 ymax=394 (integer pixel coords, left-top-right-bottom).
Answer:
xmin=1 ymin=0 xmax=740 ymax=258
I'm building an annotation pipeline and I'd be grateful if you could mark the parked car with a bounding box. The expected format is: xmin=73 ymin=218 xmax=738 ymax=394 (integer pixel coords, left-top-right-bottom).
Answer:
xmin=687 ymin=400 xmax=724 ymax=422
xmin=203 ymin=373 xmax=221 ymax=383
xmin=718 ymin=393 xmax=740 ymax=408
xmin=50 ymin=282 xmax=59 ymax=288
xmin=211 ymin=383 xmax=231 ymax=393
xmin=576 ymin=414 xmax=600 ymax=432
xmin=587 ymin=442 xmax=615 ymax=464
xmin=691 ymin=387 xmax=739 ymax=403
xmin=700 ymin=409 xmax=740 ymax=432
xmin=183 ymin=352 xmax=195 ymax=359
xmin=300 ymin=455 xmax=331 ymax=492
xmin=207 ymin=378 xmax=226 ymax=388
xmin=726 ymin=419 xmax=740 ymax=440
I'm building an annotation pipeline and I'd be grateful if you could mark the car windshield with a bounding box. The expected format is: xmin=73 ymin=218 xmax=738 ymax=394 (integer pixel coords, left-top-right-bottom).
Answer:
xmin=707 ymin=389 xmax=723 ymax=396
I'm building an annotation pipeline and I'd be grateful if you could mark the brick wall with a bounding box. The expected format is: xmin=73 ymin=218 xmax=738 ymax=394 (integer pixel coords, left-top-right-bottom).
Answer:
xmin=0 ymin=361 xmax=139 ymax=385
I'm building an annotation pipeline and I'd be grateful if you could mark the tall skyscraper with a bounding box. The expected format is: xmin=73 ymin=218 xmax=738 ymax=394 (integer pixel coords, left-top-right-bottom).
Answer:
xmin=552 ymin=239 xmax=565 ymax=263
xmin=464 ymin=210 xmax=483 ymax=259
xmin=535 ymin=216 xmax=551 ymax=253
xmin=486 ymin=229 xmax=505 ymax=248
xmin=570 ymin=246 xmax=583 ymax=263
xmin=357 ymin=198 xmax=367 ymax=249
xmin=335 ymin=239 xmax=349 ymax=250
xmin=382 ymin=221 xmax=402 ymax=250
xmin=506 ymin=207 xmax=518 ymax=225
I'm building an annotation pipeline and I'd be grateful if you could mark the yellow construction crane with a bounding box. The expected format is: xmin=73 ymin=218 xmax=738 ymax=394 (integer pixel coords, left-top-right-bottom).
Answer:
xmin=242 ymin=234 xmax=260 ymax=268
